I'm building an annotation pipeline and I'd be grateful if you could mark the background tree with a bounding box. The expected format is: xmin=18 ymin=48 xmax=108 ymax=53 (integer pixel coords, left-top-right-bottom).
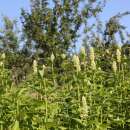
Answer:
xmin=82 ymin=11 xmax=130 ymax=71
xmin=104 ymin=11 xmax=130 ymax=47
xmin=0 ymin=16 xmax=19 ymax=52
xmin=0 ymin=16 xmax=33 ymax=84
xmin=0 ymin=16 xmax=21 ymax=69
xmin=21 ymin=0 xmax=106 ymax=61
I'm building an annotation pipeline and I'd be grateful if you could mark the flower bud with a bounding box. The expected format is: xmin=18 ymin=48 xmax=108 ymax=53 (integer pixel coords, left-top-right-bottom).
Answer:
xmin=80 ymin=96 xmax=89 ymax=118
xmin=106 ymin=49 xmax=110 ymax=54
xmin=39 ymin=64 xmax=46 ymax=77
xmin=33 ymin=60 xmax=38 ymax=74
xmin=80 ymin=46 xmax=86 ymax=56
xmin=90 ymin=47 xmax=95 ymax=62
xmin=112 ymin=61 xmax=117 ymax=73
xmin=72 ymin=55 xmax=81 ymax=72
xmin=0 ymin=62 xmax=3 ymax=67
xmin=61 ymin=54 xmax=66 ymax=59
xmin=51 ymin=53 xmax=55 ymax=63
xmin=43 ymin=64 xmax=46 ymax=69
xmin=98 ymin=67 xmax=101 ymax=71
xmin=72 ymin=55 xmax=77 ymax=64
xmin=116 ymin=49 xmax=121 ymax=63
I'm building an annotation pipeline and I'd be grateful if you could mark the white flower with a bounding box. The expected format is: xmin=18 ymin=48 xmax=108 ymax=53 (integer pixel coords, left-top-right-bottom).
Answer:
xmin=43 ymin=64 xmax=46 ymax=69
xmin=90 ymin=47 xmax=95 ymax=62
xmin=0 ymin=62 xmax=3 ymax=67
xmin=72 ymin=55 xmax=81 ymax=72
xmin=80 ymin=96 xmax=89 ymax=118
xmin=61 ymin=54 xmax=66 ymax=59
xmin=116 ymin=49 xmax=121 ymax=63
xmin=106 ymin=49 xmax=110 ymax=54
xmin=89 ymin=47 xmax=96 ymax=70
xmin=33 ymin=60 xmax=38 ymax=74
xmin=98 ymin=67 xmax=101 ymax=71
xmin=51 ymin=53 xmax=55 ymax=63
xmin=112 ymin=61 xmax=117 ymax=73
xmin=39 ymin=64 xmax=46 ymax=77
xmin=72 ymin=55 xmax=77 ymax=64
xmin=80 ymin=46 xmax=86 ymax=56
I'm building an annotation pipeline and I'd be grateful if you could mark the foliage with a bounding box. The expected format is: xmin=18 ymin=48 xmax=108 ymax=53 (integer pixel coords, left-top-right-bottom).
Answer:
xmin=0 ymin=46 xmax=130 ymax=130
xmin=21 ymin=0 xmax=106 ymax=59
xmin=0 ymin=16 xmax=19 ymax=52
xmin=0 ymin=1 xmax=130 ymax=130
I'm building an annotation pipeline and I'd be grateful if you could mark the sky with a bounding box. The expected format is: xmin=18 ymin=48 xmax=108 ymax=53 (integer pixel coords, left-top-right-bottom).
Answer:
xmin=100 ymin=0 xmax=130 ymax=32
xmin=0 ymin=0 xmax=130 ymax=36
xmin=0 ymin=0 xmax=130 ymax=29
xmin=0 ymin=0 xmax=30 ymax=19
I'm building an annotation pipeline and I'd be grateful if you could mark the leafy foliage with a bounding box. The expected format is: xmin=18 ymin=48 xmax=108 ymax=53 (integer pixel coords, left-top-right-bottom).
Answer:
xmin=21 ymin=0 xmax=105 ymax=58
xmin=0 ymin=46 xmax=130 ymax=129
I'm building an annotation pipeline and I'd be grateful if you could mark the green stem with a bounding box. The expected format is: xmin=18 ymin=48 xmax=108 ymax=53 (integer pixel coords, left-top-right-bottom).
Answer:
xmin=1 ymin=124 xmax=3 ymax=130
xmin=76 ymin=72 xmax=80 ymax=104
xmin=52 ymin=63 xmax=55 ymax=86
xmin=43 ymin=79 xmax=48 ymax=124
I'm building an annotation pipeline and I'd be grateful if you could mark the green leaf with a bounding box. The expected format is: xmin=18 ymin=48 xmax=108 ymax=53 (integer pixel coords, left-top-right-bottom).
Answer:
xmin=11 ymin=120 xmax=20 ymax=130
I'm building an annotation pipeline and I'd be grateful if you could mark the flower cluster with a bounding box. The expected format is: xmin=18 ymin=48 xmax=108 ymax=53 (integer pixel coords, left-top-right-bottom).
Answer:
xmin=89 ymin=47 xmax=96 ymax=70
xmin=112 ymin=61 xmax=117 ymax=73
xmin=116 ymin=49 xmax=121 ymax=63
xmin=72 ymin=55 xmax=81 ymax=72
xmin=80 ymin=96 xmax=89 ymax=119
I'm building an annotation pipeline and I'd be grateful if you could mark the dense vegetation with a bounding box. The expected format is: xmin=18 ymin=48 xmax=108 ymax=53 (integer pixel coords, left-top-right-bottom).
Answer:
xmin=0 ymin=0 xmax=130 ymax=130
xmin=0 ymin=47 xmax=130 ymax=130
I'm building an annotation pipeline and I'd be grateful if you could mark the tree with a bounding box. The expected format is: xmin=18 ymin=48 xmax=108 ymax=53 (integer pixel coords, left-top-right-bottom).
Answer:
xmin=0 ymin=16 xmax=19 ymax=52
xmin=0 ymin=16 xmax=32 ymax=83
xmin=21 ymin=0 xmax=106 ymax=60
xmin=104 ymin=11 xmax=130 ymax=47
